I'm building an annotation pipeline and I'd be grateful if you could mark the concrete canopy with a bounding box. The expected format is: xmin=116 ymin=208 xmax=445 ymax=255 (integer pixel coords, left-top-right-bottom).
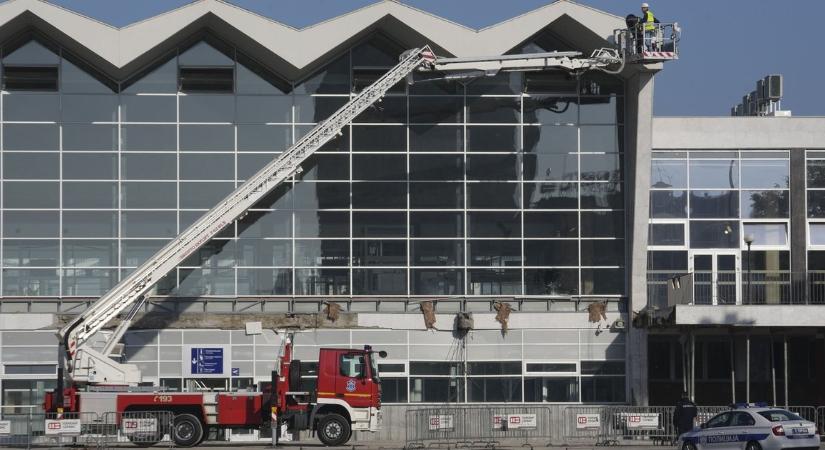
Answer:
xmin=0 ymin=0 xmax=624 ymax=82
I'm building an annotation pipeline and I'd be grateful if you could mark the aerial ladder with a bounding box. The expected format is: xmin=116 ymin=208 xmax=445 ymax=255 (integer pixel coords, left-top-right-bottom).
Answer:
xmin=55 ymin=45 xmax=628 ymax=404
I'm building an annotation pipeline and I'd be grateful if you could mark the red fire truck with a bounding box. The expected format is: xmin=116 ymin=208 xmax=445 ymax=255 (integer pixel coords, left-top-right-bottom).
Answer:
xmin=45 ymin=339 xmax=385 ymax=447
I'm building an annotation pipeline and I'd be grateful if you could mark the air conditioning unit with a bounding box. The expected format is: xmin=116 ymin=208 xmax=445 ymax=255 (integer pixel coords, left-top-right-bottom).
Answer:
xmin=765 ymin=74 xmax=782 ymax=101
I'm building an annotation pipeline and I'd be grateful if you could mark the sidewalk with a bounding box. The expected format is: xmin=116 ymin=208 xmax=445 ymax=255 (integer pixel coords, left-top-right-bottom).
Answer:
xmin=200 ymin=443 xmax=825 ymax=450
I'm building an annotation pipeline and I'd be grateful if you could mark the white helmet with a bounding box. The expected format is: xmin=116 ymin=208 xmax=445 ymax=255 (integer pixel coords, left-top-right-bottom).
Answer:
xmin=641 ymin=2 xmax=649 ymax=7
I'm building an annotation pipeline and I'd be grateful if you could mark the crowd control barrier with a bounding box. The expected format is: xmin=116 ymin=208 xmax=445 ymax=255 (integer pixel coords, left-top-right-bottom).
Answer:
xmin=405 ymin=406 xmax=551 ymax=449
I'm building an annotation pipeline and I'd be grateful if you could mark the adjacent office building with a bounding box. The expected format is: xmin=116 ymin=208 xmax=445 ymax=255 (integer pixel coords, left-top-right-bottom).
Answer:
xmin=0 ymin=0 xmax=821 ymax=430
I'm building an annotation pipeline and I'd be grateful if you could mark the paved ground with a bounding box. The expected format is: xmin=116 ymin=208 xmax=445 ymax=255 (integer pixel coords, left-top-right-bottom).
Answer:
xmin=197 ymin=444 xmax=825 ymax=450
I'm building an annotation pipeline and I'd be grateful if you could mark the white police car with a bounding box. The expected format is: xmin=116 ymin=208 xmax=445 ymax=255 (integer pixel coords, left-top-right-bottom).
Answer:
xmin=680 ymin=405 xmax=819 ymax=450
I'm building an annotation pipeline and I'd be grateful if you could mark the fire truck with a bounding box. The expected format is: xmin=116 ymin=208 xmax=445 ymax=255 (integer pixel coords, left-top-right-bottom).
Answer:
xmin=41 ymin=30 xmax=677 ymax=445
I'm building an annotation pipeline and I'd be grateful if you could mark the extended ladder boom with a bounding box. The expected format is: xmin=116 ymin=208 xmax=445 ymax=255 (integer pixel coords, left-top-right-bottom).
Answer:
xmin=60 ymin=46 xmax=623 ymax=385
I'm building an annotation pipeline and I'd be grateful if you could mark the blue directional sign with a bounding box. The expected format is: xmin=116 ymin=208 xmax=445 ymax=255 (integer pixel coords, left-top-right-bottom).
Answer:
xmin=231 ymin=368 xmax=240 ymax=376
xmin=190 ymin=348 xmax=223 ymax=375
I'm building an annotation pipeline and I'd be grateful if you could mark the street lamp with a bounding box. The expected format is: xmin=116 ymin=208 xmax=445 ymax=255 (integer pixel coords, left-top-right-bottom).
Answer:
xmin=744 ymin=233 xmax=755 ymax=304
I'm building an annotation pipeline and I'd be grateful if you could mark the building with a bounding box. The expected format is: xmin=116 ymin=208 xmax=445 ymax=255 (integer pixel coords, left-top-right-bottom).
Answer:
xmin=0 ymin=0 xmax=820 ymax=440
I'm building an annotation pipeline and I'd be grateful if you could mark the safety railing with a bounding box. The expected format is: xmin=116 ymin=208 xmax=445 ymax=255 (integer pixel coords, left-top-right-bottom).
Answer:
xmin=0 ymin=409 xmax=174 ymax=449
xmin=405 ymin=406 xmax=551 ymax=449
xmin=614 ymin=23 xmax=680 ymax=61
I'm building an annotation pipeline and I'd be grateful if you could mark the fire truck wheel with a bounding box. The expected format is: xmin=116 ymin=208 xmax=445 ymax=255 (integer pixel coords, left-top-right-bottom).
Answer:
xmin=317 ymin=413 xmax=351 ymax=447
xmin=171 ymin=414 xmax=203 ymax=447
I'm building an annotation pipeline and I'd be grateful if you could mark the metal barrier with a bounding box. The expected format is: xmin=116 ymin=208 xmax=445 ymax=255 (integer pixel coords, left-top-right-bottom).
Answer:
xmin=600 ymin=406 xmax=676 ymax=446
xmin=818 ymin=407 xmax=825 ymax=435
xmin=562 ymin=406 xmax=607 ymax=445
xmin=405 ymin=406 xmax=551 ymax=449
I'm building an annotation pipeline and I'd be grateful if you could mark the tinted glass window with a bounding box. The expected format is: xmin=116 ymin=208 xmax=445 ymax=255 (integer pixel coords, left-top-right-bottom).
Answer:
xmin=3 ymin=66 xmax=58 ymax=91
xmin=179 ymin=68 xmax=234 ymax=93
xmin=651 ymin=159 xmax=687 ymax=188
xmin=689 ymin=160 xmax=738 ymax=189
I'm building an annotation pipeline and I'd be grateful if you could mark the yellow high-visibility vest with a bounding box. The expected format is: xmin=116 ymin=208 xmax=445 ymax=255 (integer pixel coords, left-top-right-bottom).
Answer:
xmin=644 ymin=10 xmax=656 ymax=31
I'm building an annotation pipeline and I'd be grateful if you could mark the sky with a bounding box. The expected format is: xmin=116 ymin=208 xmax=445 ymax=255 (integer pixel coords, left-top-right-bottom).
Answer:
xmin=42 ymin=0 xmax=825 ymax=117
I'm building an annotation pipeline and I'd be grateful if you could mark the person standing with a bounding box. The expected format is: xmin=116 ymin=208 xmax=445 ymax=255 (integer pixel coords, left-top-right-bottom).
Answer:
xmin=640 ymin=3 xmax=660 ymax=51
xmin=673 ymin=392 xmax=698 ymax=438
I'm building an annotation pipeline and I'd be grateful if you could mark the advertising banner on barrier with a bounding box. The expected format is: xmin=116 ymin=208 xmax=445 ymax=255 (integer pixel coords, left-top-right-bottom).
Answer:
xmin=493 ymin=414 xmax=538 ymax=430
xmin=122 ymin=418 xmax=158 ymax=435
xmin=624 ymin=413 xmax=660 ymax=430
xmin=0 ymin=420 xmax=10 ymax=435
xmin=45 ymin=419 xmax=82 ymax=435
xmin=428 ymin=415 xmax=454 ymax=431
xmin=576 ymin=414 xmax=601 ymax=429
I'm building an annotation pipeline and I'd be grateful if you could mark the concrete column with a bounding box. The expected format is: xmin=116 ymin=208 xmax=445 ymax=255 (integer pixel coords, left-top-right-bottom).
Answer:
xmin=625 ymin=67 xmax=659 ymax=406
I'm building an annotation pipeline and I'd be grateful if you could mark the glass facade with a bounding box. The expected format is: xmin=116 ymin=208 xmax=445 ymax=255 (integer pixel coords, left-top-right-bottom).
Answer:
xmin=0 ymin=34 xmax=626 ymax=299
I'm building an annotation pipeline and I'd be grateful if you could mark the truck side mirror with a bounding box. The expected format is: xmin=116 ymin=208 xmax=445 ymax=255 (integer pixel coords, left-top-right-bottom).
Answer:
xmin=378 ymin=350 xmax=387 ymax=358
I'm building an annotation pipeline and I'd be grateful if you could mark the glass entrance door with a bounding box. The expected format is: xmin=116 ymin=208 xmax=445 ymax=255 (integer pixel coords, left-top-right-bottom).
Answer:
xmin=691 ymin=252 xmax=739 ymax=305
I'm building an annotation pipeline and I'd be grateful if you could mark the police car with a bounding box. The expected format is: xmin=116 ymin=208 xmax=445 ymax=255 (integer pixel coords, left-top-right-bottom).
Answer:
xmin=680 ymin=404 xmax=819 ymax=450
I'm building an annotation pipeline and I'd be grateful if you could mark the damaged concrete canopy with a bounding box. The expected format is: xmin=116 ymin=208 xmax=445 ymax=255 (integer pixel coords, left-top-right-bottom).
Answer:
xmin=493 ymin=301 xmax=512 ymax=334
xmin=420 ymin=301 xmax=436 ymax=329
xmin=324 ymin=302 xmax=342 ymax=322
xmin=587 ymin=301 xmax=608 ymax=323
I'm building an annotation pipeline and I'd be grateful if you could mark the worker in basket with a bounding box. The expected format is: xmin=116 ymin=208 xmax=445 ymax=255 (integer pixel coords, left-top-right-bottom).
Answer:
xmin=640 ymin=3 xmax=660 ymax=51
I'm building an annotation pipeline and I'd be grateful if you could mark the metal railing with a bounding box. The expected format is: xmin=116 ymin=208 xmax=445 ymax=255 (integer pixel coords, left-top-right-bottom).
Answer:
xmin=405 ymin=406 xmax=551 ymax=449
xmin=648 ymin=271 xmax=825 ymax=308
xmin=614 ymin=23 xmax=680 ymax=60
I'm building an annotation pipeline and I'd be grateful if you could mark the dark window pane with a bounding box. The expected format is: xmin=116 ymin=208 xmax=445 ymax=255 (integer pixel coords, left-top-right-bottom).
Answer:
xmin=581 ymin=239 xmax=624 ymax=266
xmin=122 ymin=153 xmax=177 ymax=180
xmin=179 ymin=182 xmax=233 ymax=209
xmin=410 ymin=125 xmax=463 ymax=152
xmin=237 ymin=125 xmax=292 ymax=152
xmin=3 ymin=66 xmax=57 ymax=91
xmin=410 ymin=155 xmax=463 ymax=181
xmin=353 ymin=212 xmax=406 ymax=237
xmin=741 ymin=190 xmax=788 ymax=218
xmin=467 ymin=96 xmax=519 ymax=123
xmin=236 ymin=95 xmax=292 ymax=123
xmin=689 ymin=159 xmax=738 ymax=189
xmin=650 ymin=191 xmax=687 ymax=218
xmin=352 ymin=126 xmax=406 ymax=151
xmin=4 ymin=153 xmax=58 ymax=179
xmin=353 ymin=97 xmax=406 ymax=123
xmin=649 ymin=223 xmax=685 ymax=246
xmin=524 ymin=183 xmax=578 ymax=209
xmin=180 ymin=125 xmax=234 ymax=151
xmin=647 ymin=251 xmax=688 ymax=271
xmin=410 ymin=183 xmax=462 ymax=209
xmin=410 ymin=377 xmax=463 ymax=403
xmin=523 ymin=71 xmax=577 ymax=94
xmin=4 ymin=93 xmax=58 ymax=121
xmin=651 ymin=159 xmax=687 ymax=188
xmin=179 ymin=67 xmax=234 ymax=93
xmin=294 ymin=211 xmax=349 ymax=238
xmin=581 ymin=153 xmax=622 ymax=181
xmin=412 ymin=269 xmax=464 ymax=295
xmin=353 ymin=154 xmax=406 ymax=180
xmin=2 ymin=269 xmax=59 ymax=296
xmin=294 ymin=95 xmax=348 ymax=123
xmin=61 ymin=94 xmax=117 ymax=122
xmin=121 ymin=240 xmax=167 ymax=267
xmin=580 ymin=96 xmax=621 ymax=124
xmin=690 ymin=191 xmax=738 ymax=218
xmin=580 ymin=71 xmax=624 ymax=95
xmin=525 ymin=269 xmax=578 ymax=295
xmin=4 ymin=182 xmax=58 ymax=208
xmin=467 ymin=377 xmax=522 ymax=402
xmin=238 ymin=153 xmax=278 ymax=180
xmin=523 ymin=153 xmax=578 ymax=181
xmin=294 ymin=182 xmax=349 ymax=209
xmin=250 ymin=184 xmax=293 ymax=210
xmin=689 ymin=221 xmax=739 ymax=248
xmin=524 ymin=211 xmax=577 ymax=237
xmin=121 ymin=182 xmax=176 ymax=209
xmin=62 ymin=268 xmax=118 ymax=296
xmin=379 ymin=378 xmax=408 ymax=403
xmin=353 ymin=268 xmax=407 ymax=295
xmin=580 ymin=126 xmax=620 ymax=153
xmin=354 ymin=240 xmax=406 ymax=266
xmin=353 ymin=69 xmax=405 ymax=94
xmin=467 ymin=154 xmax=518 ymax=181
xmin=3 ymin=124 xmax=59 ymax=150
xmin=468 ymin=268 xmax=521 ymax=295
xmin=63 ymin=182 xmax=117 ymax=209
xmin=581 ymin=182 xmax=622 ymax=209
xmin=523 ymin=95 xmax=577 ymax=125
xmin=121 ymin=211 xmax=176 ymax=238
xmin=63 ymin=153 xmax=116 ymax=180
xmin=121 ymin=125 xmax=176 ymax=151
xmin=179 ymin=239 xmax=235 ymax=267
xmin=581 ymin=268 xmax=624 ymax=295
xmin=468 ymin=183 xmax=520 ymax=209
xmin=469 ymin=240 xmax=521 ymax=266
xmin=410 ymin=96 xmax=462 ymax=123
xmin=807 ymin=160 xmax=825 ymax=188
xmin=808 ymin=191 xmax=825 ymax=218
xmin=295 ymin=268 xmax=349 ymax=295
xmin=525 ymin=240 xmax=578 ymax=266
xmin=295 ymin=240 xmax=349 ymax=266
xmin=238 ymin=210 xmax=292 ymax=238
xmin=741 ymin=159 xmax=789 ymax=189
xmin=581 ymin=211 xmax=624 ymax=238
xmin=237 ymin=239 xmax=291 ymax=267
xmin=237 ymin=268 xmax=292 ymax=295
xmin=180 ymin=154 xmax=234 ymax=180
xmin=180 ymin=94 xmax=234 ymax=122
xmin=294 ymin=55 xmax=349 ymax=95
xmin=410 ymin=212 xmax=463 ymax=238
xmin=353 ymin=182 xmax=405 ymax=209
xmin=121 ymin=95 xmax=177 ymax=122
xmin=581 ymin=376 xmax=625 ymax=402
xmin=526 ymin=363 xmax=577 ymax=373
xmin=524 ymin=377 xmax=579 ymax=402
xmin=467 ymin=126 xmax=518 ymax=152
xmin=62 ymin=211 xmax=117 ymax=237
xmin=4 ymin=211 xmax=59 ymax=237
xmin=300 ymin=154 xmax=349 ymax=181
xmin=467 ymin=72 xmax=521 ymax=95
xmin=3 ymin=239 xmax=59 ymax=267
xmin=175 ymin=267 xmax=234 ymax=296
xmin=63 ymin=240 xmax=117 ymax=267
xmin=411 ymin=240 xmax=463 ymax=266
xmin=468 ymin=211 xmax=521 ymax=238
xmin=62 ymin=124 xmax=117 ymax=151
xmin=523 ymin=125 xmax=577 ymax=154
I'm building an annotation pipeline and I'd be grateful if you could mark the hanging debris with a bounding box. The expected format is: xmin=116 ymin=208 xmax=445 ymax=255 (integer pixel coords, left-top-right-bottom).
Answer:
xmin=454 ymin=312 xmax=474 ymax=338
xmin=420 ymin=301 xmax=436 ymax=329
xmin=493 ymin=301 xmax=512 ymax=335
xmin=324 ymin=301 xmax=342 ymax=322
xmin=587 ymin=301 xmax=608 ymax=323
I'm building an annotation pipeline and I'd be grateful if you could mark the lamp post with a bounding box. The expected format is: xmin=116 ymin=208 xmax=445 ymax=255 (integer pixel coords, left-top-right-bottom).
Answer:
xmin=744 ymin=234 xmax=755 ymax=304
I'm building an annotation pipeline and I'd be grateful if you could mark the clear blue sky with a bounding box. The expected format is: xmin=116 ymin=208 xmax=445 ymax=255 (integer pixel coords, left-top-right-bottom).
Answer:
xmin=44 ymin=0 xmax=825 ymax=117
